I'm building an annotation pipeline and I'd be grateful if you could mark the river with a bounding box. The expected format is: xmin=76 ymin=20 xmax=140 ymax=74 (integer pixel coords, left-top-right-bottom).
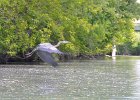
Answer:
xmin=0 ymin=56 xmax=140 ymax=100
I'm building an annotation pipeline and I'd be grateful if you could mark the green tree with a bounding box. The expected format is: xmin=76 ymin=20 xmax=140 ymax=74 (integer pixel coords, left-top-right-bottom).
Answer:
xmin=0 ymin=0 xmax=140 ymax=62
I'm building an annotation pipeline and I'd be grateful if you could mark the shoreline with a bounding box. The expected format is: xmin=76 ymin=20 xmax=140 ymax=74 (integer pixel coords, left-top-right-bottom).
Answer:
xmin=0 ymin=54 xmax=140 ymax=64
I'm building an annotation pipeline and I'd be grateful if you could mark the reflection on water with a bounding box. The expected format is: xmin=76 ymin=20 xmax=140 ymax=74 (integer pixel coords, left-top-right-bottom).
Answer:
xmin=0 ymin=56 xmax=140 ymax=99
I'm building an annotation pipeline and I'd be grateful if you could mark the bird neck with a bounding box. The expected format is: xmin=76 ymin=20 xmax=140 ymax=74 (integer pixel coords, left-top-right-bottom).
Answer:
xmin=54 ymin=41 xmax=62 ymax=48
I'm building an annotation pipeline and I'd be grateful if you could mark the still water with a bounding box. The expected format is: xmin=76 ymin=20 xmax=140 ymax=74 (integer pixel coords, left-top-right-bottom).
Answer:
xmin=0 ymin=56 xmax=140 ymax=100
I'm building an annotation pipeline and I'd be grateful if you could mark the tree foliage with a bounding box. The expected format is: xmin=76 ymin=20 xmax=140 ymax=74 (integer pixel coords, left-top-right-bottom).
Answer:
xmin=0 ymin=0 xmax=140 ymax=61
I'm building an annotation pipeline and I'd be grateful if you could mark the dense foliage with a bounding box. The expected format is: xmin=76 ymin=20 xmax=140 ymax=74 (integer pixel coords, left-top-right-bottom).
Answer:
xmin=0 ymin=0 xmax=140 ymax=62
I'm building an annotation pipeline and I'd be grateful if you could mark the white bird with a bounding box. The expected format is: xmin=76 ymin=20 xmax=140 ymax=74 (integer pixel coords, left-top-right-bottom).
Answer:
xmin=26 ymin=41 xmax=70 ymax=67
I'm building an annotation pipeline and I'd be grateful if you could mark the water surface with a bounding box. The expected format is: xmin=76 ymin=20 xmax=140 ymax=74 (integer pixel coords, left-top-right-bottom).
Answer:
xmin=0 ymin=56 xmax=140 ymax=100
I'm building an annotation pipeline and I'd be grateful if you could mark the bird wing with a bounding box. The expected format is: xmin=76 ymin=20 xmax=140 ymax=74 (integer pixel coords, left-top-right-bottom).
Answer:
xmin=46 ymin=47 xmax=63 ymax=54
xmin=36 ymin=50 xmax=58 ymax=67
xmin=38 ymin=43 xmax=63 ymax=54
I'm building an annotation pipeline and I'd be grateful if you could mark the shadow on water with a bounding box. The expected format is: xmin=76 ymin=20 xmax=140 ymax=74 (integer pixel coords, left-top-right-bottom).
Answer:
xmin=0 ymin=61 xmax=49 ymax=68
xmin=0 ymin=56 xmax=140 ymax=99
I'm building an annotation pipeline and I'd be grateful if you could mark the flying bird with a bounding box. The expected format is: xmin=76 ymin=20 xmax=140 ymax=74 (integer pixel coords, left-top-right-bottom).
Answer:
xmin=26 ymin=41 xmax=70 ymax=67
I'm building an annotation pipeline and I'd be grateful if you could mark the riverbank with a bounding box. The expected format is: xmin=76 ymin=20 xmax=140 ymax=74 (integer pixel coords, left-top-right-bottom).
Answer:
xmin=1 ymin=53 xmax=140 ymax=64
xmin=0 ymin=53 xmax=106 ymax=64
